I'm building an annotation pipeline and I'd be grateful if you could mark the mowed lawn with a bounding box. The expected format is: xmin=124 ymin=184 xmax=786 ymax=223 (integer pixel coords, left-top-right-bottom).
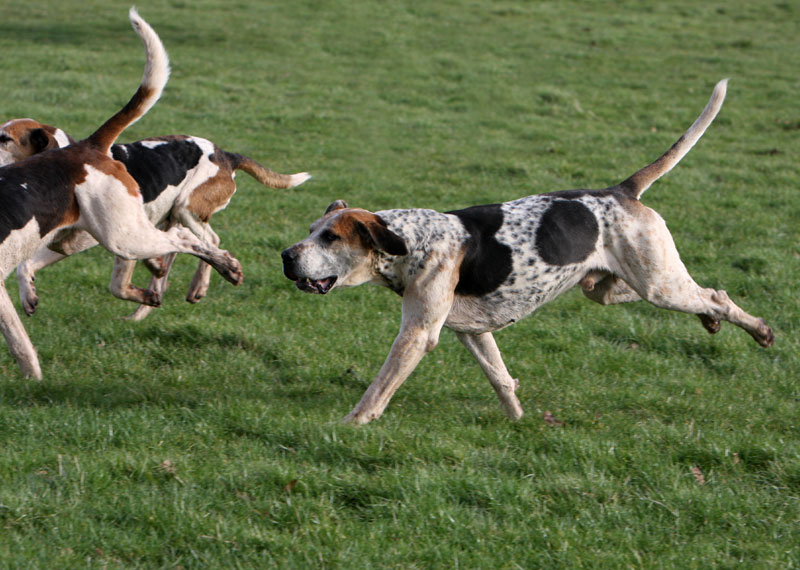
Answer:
xmin=1 ymin=0 xmax=798 ymax=567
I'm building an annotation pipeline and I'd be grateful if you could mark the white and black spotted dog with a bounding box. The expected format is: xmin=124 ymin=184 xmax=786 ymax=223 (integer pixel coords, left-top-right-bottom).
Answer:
xmin=1 ymin=124 xmax=309 ymax=321
xmin=0 ymin=9 xmax=244 ymax=379
xmin=281 ymin=79 xmax=774 ymax=425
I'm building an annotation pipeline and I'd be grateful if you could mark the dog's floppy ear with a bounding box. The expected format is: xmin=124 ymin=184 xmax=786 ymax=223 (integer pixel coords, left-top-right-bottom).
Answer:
xmin=28 ymin=128 xmax=57 ymax=154
xmin=325 ymin=200 xmax=348 ymax=215
xmin=358 ymin=215 xmax=408 ymax=256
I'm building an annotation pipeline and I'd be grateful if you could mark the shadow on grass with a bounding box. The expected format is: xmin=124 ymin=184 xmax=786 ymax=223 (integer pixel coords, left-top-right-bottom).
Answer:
xmin=0 ymin=325 xmax=293 ymax=411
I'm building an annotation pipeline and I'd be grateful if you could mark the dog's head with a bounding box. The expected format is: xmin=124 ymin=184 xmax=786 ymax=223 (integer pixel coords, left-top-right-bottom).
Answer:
xmin=0 ymin=118 xmax=75 ymax=167
xmin=281 ymin=200 xmax=408 ymax=294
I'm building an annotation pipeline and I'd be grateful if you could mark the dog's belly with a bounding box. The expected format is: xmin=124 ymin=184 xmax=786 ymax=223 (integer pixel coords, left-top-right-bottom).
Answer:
xmin=0 ymin=219 xmax=48 ymax=279
xmin=445 ymin=262 xmax=589 ymax=334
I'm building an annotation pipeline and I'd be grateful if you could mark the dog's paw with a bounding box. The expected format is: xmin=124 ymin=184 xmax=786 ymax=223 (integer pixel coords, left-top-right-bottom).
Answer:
xmin=342 ymin=409 xmax=376 ymax=426
xmin=141 ymin=289 xmax=162 ymax=308
xmin=186 ymin=281 xmax=209 ymax=303
xmin=21 ymin=292 xmax=39 ymax=316
xmin=752 ymin=319 xmax=774 ymax=348
xmin=220 ymin=254 xmax=244 ymax=286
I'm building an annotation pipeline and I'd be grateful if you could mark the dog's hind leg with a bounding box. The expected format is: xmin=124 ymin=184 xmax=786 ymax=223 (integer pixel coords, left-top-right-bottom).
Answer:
xmin=613 ymin=211 xmax=772 ymax=347
xmin=184 ymin=226 xmax=219 ymax=304
xmin=582 ymin=273 xmax=721 ymax=334
xmin=0 ymin=281 xmax=41 ymax=379
xmin=76 ymin=176 xmax=243 ymax=288
xmin=456 ymin=331 xmax=523 ymax=420
xmin=169 ymin=210 xmax=220 ymax=304
xmin=124 ymin=253 xmax=176 ymax=321
xmin=109 ymin=257 xmax=164 ymax=307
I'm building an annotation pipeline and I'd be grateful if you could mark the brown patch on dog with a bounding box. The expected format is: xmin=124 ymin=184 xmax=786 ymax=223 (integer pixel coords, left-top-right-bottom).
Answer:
xmin=329 ymin=210 xmax=408 ymax=256
xmin=90 ymin=153 xmax=141 ymax=198
xmin=186 ymin=165 xmax=236 ymax=222
xmin=329 ymin=210 xmax=382 ymax=247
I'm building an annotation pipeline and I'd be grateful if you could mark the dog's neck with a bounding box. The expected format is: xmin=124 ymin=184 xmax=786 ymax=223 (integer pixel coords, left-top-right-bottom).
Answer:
xmin=370 ymin=208 xmax=466 ymax=297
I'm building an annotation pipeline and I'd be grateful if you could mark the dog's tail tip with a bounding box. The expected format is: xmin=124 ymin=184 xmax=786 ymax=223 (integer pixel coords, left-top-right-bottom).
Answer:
xmin=621 ymin=79 xmax=729 ymax=200
xmin=86 ymin=8 xmax=169 ymax=153
xmin=289 ymin=172 xmax=312 ymax=187
xmin=712 ymin=77 xmax=729 ymax=99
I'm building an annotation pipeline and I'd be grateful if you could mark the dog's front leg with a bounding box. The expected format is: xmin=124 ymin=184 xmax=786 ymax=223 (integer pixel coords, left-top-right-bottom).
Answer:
xmin=0 ymin=281 xmax=41 ymax=379
xmin=16 ymin=247 xmax=67 ymax=316
xmin=343 ymin=257 xmax=458 ymax=425
xmin=456 ymin=331 xmax=523 ymax=420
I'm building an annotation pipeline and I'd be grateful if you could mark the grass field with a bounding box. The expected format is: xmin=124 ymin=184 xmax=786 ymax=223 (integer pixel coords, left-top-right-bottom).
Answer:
xmin=1 ymin=0 xmax=798 ymax=567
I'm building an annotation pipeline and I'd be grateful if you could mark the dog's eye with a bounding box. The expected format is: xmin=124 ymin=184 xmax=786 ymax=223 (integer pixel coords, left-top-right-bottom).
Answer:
xmin=320 ymin=230 xmax=340 ymax=244
xmin=0 ymin=134 xmax=11 ymax=144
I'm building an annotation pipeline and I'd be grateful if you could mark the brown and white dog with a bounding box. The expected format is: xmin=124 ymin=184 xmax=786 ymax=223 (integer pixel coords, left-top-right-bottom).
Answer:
xmin=1 ymin=125 xmax=309 ymax=321
xmin=0 ymin=9 xmax=244 ymax=379
xmin=281 ymin=79 xmax=774 ymax=425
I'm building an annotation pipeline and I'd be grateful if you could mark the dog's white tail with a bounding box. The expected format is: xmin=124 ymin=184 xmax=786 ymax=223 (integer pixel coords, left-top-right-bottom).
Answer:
xmin=619 ymin=79 xmax=728 ymax=199
xmin=86 ymin=8 xmax=170 ymax=154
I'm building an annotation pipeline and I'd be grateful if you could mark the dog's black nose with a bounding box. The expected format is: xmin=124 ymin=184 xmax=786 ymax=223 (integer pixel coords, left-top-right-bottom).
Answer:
xmin=281 ymin=248 xmax=295 ymax=264
xmin=281 ymin=248 xmax=300 ymax=281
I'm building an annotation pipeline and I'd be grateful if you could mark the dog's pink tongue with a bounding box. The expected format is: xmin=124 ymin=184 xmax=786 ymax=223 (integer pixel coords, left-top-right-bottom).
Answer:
xmin=315 ymin=277 xmax=335 ymax=294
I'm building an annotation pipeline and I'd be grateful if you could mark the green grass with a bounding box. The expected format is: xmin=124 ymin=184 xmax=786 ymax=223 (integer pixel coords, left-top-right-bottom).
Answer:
xmin=1 ymin=0 xmax=799 ymax=567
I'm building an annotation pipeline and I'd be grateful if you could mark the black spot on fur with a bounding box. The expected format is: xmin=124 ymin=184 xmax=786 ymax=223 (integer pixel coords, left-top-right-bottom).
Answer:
xmin=447 ymin=204 xmax=512 ymax=296
xmin=112 ymin=137 xmax=203 ymax=203
xmin=535 ymin=200 xmax=599 ymax=265
xmin=0 ymin=148 xmax=81 ymax=241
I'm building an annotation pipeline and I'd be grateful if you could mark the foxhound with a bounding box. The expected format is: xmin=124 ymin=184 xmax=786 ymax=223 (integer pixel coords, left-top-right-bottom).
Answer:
xmin=281 ymin=79 xmax=774 ymax=425
xmin=0 ymin=9 xmax=243 ymax=379
xmin=0 ymin=122 xmax=310 ymax=321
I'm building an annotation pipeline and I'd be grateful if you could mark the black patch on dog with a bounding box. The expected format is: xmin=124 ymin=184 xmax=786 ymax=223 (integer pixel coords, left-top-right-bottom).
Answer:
xmin=535 ymin=200 xmax=599 ymax=265
xmin=112 ymin=138 xmax=203 ymax=203
xmin=0 ymin=148 xmax=81 ymax=242
xmin=447 ymin=204 xmax=512 ymax=296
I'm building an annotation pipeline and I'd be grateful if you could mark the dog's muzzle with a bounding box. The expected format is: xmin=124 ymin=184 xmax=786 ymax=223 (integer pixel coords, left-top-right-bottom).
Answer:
xmin=281 ymin=247 xmax=338 ymax=295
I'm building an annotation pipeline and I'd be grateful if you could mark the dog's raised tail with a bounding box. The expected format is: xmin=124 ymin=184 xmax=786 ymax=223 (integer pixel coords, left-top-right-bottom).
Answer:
xmin=231 ymin=154 xmax=311 ymax=189
xmin=620 ymin=79 xmax=728 ymax=200
xmin=86 ymin=8 xmax=170 ymax=154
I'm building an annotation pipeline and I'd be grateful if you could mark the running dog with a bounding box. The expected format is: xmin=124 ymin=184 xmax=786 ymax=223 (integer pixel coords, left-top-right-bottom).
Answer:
xmin=281 ymin=79 xmax=773 ymax=425
xmin=0 ymin=121 xmax=310 ymax=321
xmin=0 ymin=9 xmax=243 ymax=379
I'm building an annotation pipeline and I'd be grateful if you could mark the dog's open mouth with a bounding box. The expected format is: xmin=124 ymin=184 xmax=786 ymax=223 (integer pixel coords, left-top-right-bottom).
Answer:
xmin=295 ymin=276 xmax=337 ymax=294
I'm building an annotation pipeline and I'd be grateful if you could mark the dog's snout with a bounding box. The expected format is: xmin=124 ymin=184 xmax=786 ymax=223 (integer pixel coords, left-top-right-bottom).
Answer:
xmin=281 ymin=247 xmax=296 ymax=264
